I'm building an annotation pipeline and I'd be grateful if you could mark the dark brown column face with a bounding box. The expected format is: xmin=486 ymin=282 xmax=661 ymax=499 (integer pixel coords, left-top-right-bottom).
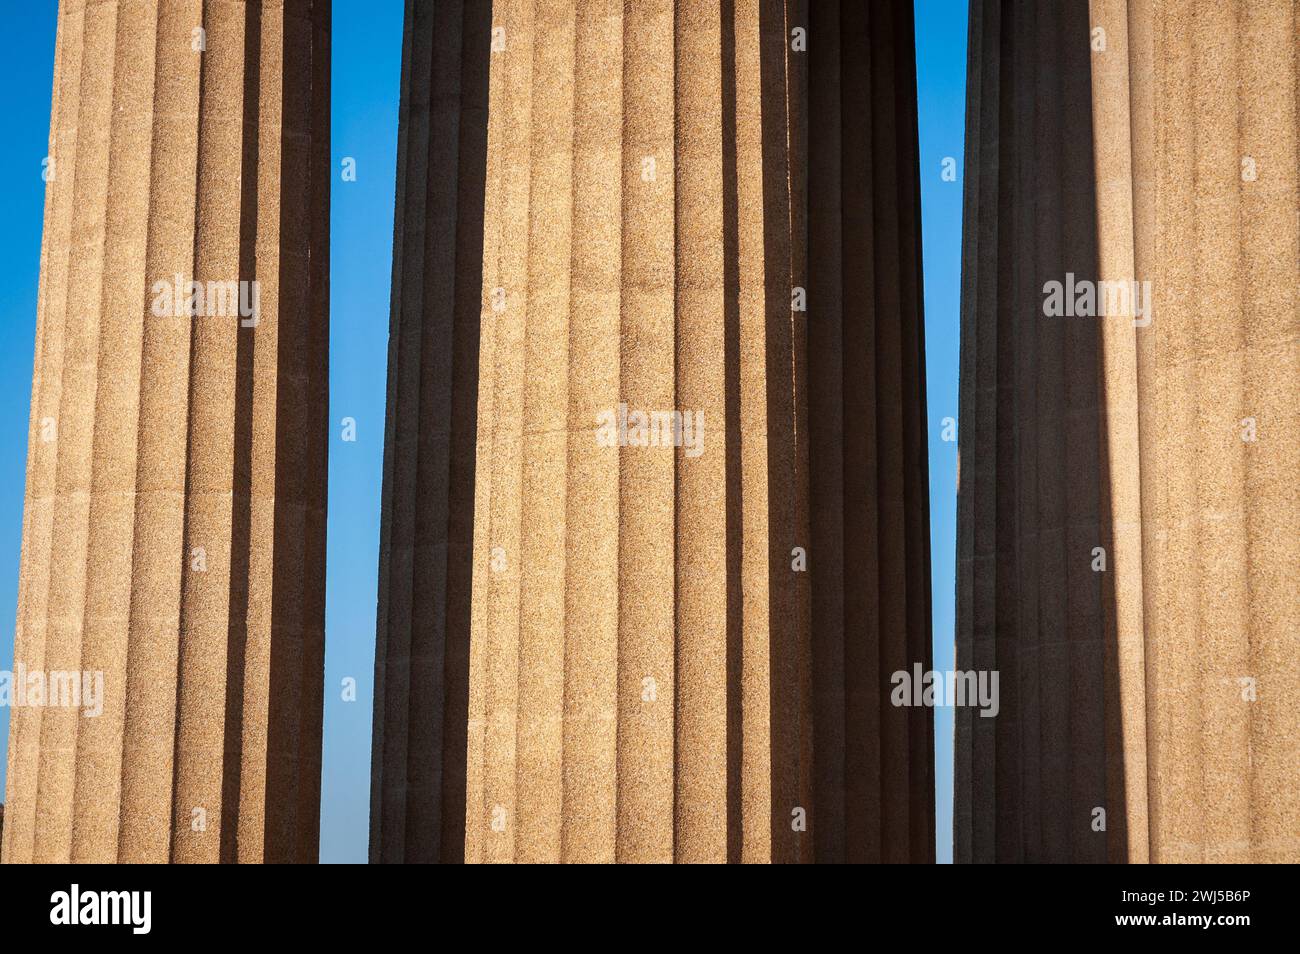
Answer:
xmin=368 ymin=0 xmax=492 ymax=865
xmin=369 ymin=0 xmax=934 ymax=863
xmin=3 ymin=0 xmax=331 ymax=864
xmin=807 ymin=0 xmax=935 ymax=864
xmin=955 ymin=0 xmax=1111 ymax=866
xmin=956 ymin=0 xmax=1299 ymax=863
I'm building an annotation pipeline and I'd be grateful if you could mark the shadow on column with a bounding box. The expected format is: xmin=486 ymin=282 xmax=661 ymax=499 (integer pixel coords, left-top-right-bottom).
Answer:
xmin=802 ymin=0 xmax=937 ymax=863
xmin=368 ymin=0 xmax=491 ymax=864
xmin=954 ymin=0 xmax=1129 ymax=864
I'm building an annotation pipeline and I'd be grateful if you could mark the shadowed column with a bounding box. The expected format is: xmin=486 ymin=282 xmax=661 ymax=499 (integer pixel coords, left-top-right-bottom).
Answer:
xmin=956 ymin=0 xmax=1299 ymax=863
xmin=2 ymin=0 xmax=330 ymax=864
xmin=371 ymin=0 xmax=934 ymax=863
xmin=368 ymin=0 xmax=491 ymax=865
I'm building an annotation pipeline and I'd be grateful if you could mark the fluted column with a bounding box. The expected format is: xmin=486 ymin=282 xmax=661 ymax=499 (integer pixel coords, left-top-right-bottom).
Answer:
xmin=368 ymin=0 xmax=491 ymax=864
xmin=3 ymin=0 xmax=331 ymax=864
xmin=955 ymin=0 xmax=1299 ymax=863
xmin=371 ymin=0 xmax=933 ymax=863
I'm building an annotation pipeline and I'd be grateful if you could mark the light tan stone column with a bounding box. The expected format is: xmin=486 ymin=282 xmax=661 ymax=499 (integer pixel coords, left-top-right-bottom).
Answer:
xmin=371 ymin=0 xmax=934 ymax=863
xmin=956 ymin=0 xmax=1299 ymax=863
xmin=2 ymin=0 xmax=331 ymax=864
xmin=1094 ymin=0 xmax=1300 ymax=863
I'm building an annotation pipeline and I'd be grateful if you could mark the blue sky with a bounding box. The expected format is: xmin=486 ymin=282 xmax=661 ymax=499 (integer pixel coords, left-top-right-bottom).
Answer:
xmin=0 ymin=0 xmax=51 ymax=841
xmin=0 ymin=0 xmax=965 ymax=864
xmin=915 ymin=0 xmax=968 ymax=864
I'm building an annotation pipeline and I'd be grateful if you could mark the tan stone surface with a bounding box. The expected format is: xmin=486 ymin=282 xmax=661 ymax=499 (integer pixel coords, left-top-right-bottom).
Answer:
xmin=2 ymin=0 xmax=331 ymax=864
xmin=371 ymin=0 xmax=934 ymax=863
xmin=956 ymin=0 xmax=1298 ymax=863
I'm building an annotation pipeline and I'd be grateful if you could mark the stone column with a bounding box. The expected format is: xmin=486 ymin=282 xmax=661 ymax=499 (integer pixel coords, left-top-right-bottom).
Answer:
xmin=955 ymin=0 xmax=1299 ymax=863
xmin=370 ymin=0 xmax=934 ymax=863
xmin=3 ymin=0 xmax=331 ymax=864
xmin=368 ymin=0 xmax=492 ymax=865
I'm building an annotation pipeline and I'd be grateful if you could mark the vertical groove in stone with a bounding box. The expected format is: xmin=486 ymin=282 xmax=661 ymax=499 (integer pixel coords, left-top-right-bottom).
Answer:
xmin=969 ymin=0 xmax=1001 ymax=865
xmin=64 ymin=0 xmax=129 ymax=868
xmin=480 ymin=0 xmax=532 ymax=866
xmin=1144 ymin=2 xmax=1194 ymax=860
xmin=807 ymin=0 xmax=847 ymax=861
xmin=1236 ymin=0 xmax=1299 ymax=866
xmin=842 ymin=0 xmax=885 ymax=863
xmin=560 ymin=0 xmax=621 ymax=863
xmin=300 ymin=0 xmax=332 ymax=867
xmin=734 ymin=0 xmax=772 ymax=867
xmin=119 ymin=0 xmax=203 ymax=863
xmin=462 ymin=0 xmax=505 ymax=864
xmin=173 ymin=0 xmax=246 ymax=865
xmin=80 ymin=0 xmax=158 ymax=863
xmin=869 ymin=0 xmax=911 ymax=863
xmin=1191 ymin=0 xmax=1245 ymax=859
xmin=407 ymin=0 xmax=453 ymax=864
xmin=957 ymin=0 xmax=1299 ymax=864
xmin=441 ymin=0 xmax=491 ymax=864
xmin=372 ymin=0 xmax=932 ymax=863
xmin=894 ymin=0 xmax=937 ymax=865
xmin=989 ymin=0 xmax=1018 ymax=865
xmin=672 ymin=0 xmax=729 ymax=864
xmin=1089 ymin=0 xmax=1148 ymax=863
xmin=615 ymin=0 xmax=673 ymax=864
xmin=784 ymin=0 xmax=816 ymax=868
xmin=1063 ymin=0 xmax=1106 ymax=867
xmin=1009 ymin=0 xmax=1039 ymax=866
xmin=3 ymin=0 xmax=330 ymax=866
xmin=514 ymin=0 xmax=573 ymax=862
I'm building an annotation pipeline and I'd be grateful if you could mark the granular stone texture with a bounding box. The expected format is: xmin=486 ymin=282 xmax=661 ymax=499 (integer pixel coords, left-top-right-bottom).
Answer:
xmin=955 ymin=0 xmax=1298 ymax=863
xmin=371 ymin=0 xmax=934 ymax=863
xmin=2 ymin=0 xmax=331 ymax=864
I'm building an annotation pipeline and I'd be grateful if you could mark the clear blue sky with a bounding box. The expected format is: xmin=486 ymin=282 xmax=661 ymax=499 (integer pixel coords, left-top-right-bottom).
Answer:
xmin=915 ymin=0 xmax=969 ymax=864
xmin=0 ymin=0 xmax=965 ymax=864
xmin=0 ymin=0 xmax=53 ymax=842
